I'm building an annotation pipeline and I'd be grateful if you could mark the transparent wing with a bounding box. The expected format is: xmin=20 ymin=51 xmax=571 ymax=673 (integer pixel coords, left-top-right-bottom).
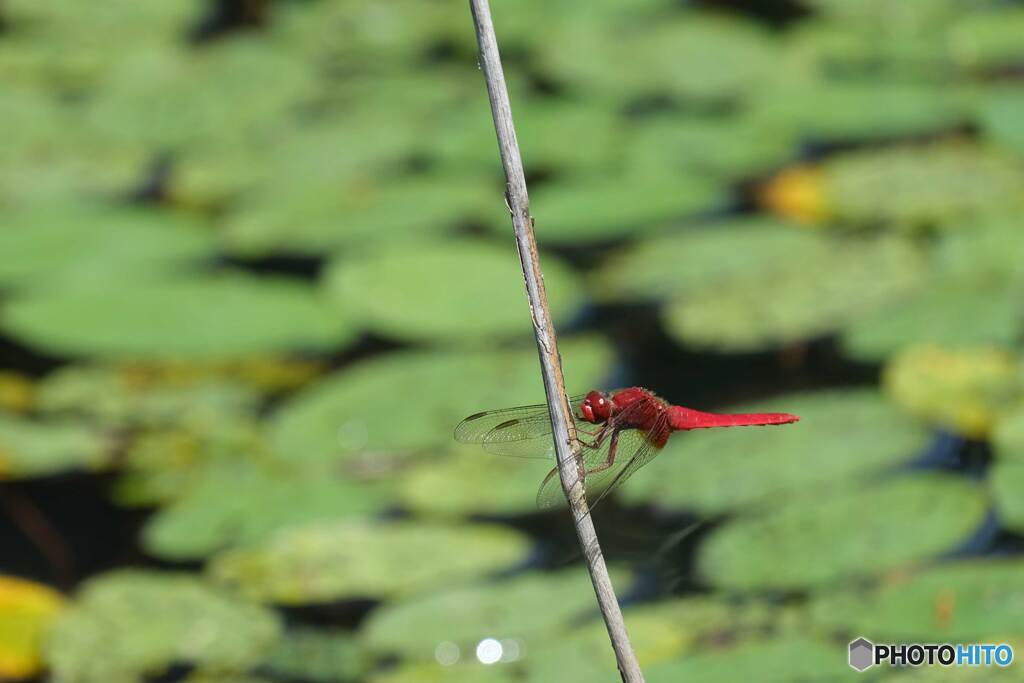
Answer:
xmin=454 ymin=396 xmax=587 ymax=459
xmin=537 ymin=409 xmax=670 ymax=510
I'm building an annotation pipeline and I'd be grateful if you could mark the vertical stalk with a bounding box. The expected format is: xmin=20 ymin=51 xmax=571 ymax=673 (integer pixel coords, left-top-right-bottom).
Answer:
xmin=467 ymin=2 xmax=645 ymax=680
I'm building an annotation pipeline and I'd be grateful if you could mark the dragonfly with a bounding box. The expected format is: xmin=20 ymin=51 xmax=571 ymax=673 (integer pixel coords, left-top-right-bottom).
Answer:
xmin=455 ymin=387 xmax=799 ymax=510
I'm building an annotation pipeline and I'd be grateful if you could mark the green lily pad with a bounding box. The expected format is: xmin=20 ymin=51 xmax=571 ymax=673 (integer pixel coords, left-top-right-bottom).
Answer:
xmin=947 ymin=7 xmax=1024 ymax=73
xmin=594 ymin=218 xmax=816 ymax=303
xmin=2 ymin=273 xmax=354 ymax=360
xmin=361 ymin=569 xmax=628 ymax=661
xmin=114 ymin=418 xmax=267 ymax=508
xmin=261 ymin=628 xmax=366 ymax=683
xmin=994 ymin=406 xmax=1024 ymax=462
xmin=269 ymin=336 xmax=612 ymax=463
xmin=811 ymin=560 xmax=1024 ymax=642
xmin=842 ymin=279 xmax=1024 ymax=362
xmin=142 ymin=465 xmax=393 ymax=561
xmin=539 ymin=14 xmax=777 ymax=105
xmin=664 ymin=235 xmax=927 ymax=351
xmin=822 ymin=145 xmax=1024 ymax=230
xmin=625 ymin=114 xmax=797 ymax=182
xmin=0 ymin=412 xmax=110 ymax=479
xmin=621 ymin=389 xmax=929 ymax=514
xmin=399 ymin=448 xmax=552 ymax=517
xmin=82 ymin=38 xmax=315 ymax=152
xmin=783 ymin=18 xmax=950 ymax=80
xmin=978 ymin=87 xmax=1024 ymax=156
xmin=209 ymin=521 xmax=531 ymax=604
xmin=44 ymin=571 xmax=280 ymax=683
xmin=0 ymin=204 xmax=214 ymax=291
xmin=883 ymin=345 xmax=1022 ymax=438
xmin=698 ymin=474 xmax=989 ymax=590
xmin=323 ymin=240 xmax=583 ymax=343
xmin=223 ymin=172 xmax=497 ymax=257
xmin=991 ymin=462 xmax=1024 ymax=533
xmin=751 ymin=80 xmax=966 ymax=142
xmin=529 ymin=170 xmax=726 ymax=243
xmin=644 ymin=637 xmax=847 ymax=683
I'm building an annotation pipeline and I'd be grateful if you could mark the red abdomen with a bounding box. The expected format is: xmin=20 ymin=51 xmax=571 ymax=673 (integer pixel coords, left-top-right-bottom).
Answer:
xmin=668 ymin=406 xmax=799 ymax=431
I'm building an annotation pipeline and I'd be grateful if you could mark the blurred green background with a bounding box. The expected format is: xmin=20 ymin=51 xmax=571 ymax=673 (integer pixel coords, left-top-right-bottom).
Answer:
xmin=2 ymin=0 xmax=1024 ymax=681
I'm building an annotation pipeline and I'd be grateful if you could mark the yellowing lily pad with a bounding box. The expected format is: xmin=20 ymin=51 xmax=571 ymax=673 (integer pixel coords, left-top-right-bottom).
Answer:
xmin=44 ymin=571 xmax=280 ymax=683
xmin=698 ymin=475 xmax=988 ymax=590
xmin=621 ymin=389 xmax=929 ymax=514
xmin=323 ymin=240 xmax=583 ymax=343
xmin=2 ymin=273 xmax=354 ymax=360
xmin=209 ymin=521 xmax=531 ymax=604
xmin=883 ymin=345 xmax=1022 ymax=438
xmin=0 ymin=576 xmax=64 ymax=680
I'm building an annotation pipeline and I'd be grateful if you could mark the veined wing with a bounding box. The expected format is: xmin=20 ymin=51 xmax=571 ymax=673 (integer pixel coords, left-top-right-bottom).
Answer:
xmin=537 ymin=408 xmax=670 ymax=510
xmin=454 ymin=396 xmax=587 ymax=459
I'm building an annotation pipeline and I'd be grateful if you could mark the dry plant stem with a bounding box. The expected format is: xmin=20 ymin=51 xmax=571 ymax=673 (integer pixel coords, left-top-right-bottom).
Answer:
xmin=468 ymin=2 xmax=644 ymax=681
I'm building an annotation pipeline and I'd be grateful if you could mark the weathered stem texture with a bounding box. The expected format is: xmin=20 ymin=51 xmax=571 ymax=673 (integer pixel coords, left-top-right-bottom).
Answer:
xmin=468 ymin=2 xmax=644 ymax=681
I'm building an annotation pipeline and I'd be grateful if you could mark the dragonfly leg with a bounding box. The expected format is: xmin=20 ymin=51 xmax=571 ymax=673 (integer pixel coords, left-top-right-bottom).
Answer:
xmin=585 ymin=429 xmax=620 ymax=475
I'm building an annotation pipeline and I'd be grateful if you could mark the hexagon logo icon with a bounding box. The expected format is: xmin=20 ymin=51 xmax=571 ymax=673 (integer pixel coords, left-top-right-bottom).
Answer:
xmin=849 ymin=637 xmax=875 ymax=671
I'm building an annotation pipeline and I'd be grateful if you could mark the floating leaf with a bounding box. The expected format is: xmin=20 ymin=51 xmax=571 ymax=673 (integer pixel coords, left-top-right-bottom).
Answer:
xmin=323 ymin=241 xmax=583 ymax=343
xmin=2 ymin=273 xmax=354 ymax=360
xmin=142 ymin=466 xmax=392 ymax=561
xmin=883 ymin=345 xmax=1022 ymax=438
xmin=209 ymin=521 xmax=531 ymax=604
xmin=664 ymin=235 xmax=926 ymax=351
xmin=812 ymin=560 xmax=1024 ymax=641
xmin=752 ymin=80 xmax=966 ymax=142
xmin=698 ymin=475 xmax=988 ymax=590
xmin=978 ymin=87 xmax=1024 ymax=156
xmin=223 ymin=172 xmax=497 ymax=257
xmin=991 ymin=462 xmax=1024 ymax=533
xmin=843 ymin=279 xmax=1023 ymax=362
xmin=0 ymin=204 xmax=215 ymax=292
xmin=529 ymin=170 xmax=726 ymax=243
xmin=821 ymin=145 xmax=1024 ymax=230
xmin=44 ymin=571 xmax=280 ymax=683
xmin=539 ymin=14 xmax=777 ymax=105
xmin=644 ymin=637 xmax=844 ymax=683
xmin=594 ymin=218 xmax=816 ymax=303
xmin=361 ymin=569 xmax=627 ymax=661
xmin=269 ymin=337 xmax=611 ymax=463
xmin=0 ymin=373 xmax=34 ymax=413
xmin=37 ymin=364 xmax=277 ymax=427
xmin=0 ymin=576 xmax=64 ymax=680
xmin=0 ymin=413 xmax=110 ymax=479
xmin=621 ymin=389 xmax=929 ymax=514
xmin=399 ymin=448 xmax=550 ymax=517
xmin=994 ymin=406 xmax=1024 ymax=462
xmin=625 ymin=114 xmax=797 ymax=181
xmin=261 ymin=628 xmax=366 ymax=683
xmin=947 ymin=7 xmax=1024 ymax=73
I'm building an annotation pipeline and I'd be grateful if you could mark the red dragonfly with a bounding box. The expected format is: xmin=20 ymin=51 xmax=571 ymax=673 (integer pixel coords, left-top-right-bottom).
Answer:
xmin=456 ymin=387 xmax=799 ymax=510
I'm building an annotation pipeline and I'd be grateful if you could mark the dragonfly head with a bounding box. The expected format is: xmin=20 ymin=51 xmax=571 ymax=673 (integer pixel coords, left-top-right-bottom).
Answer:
xmin=580 ymin=390 xmax=612 ymax=424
